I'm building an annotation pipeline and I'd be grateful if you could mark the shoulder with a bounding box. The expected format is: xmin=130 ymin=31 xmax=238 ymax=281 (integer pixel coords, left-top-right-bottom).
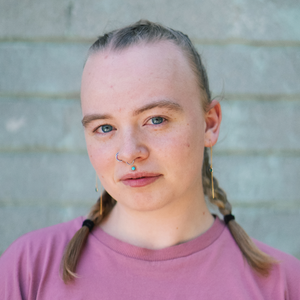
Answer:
xmin=220 ymin=224 xmax=300 ymax=298
xmin=3 ymin=216 xmax=83 ymax=256
xmin=220 ymin=222 xmax=300 ymax=275
xmin=254 ymin=239 xmax=300 ymax=299
xmin=0 ymin=217 xmax=84 ymax=300
xmin=254 ymin=238 xmax=300 ymax=271
xmin=0 ymin=216 xmax=84 ymax=276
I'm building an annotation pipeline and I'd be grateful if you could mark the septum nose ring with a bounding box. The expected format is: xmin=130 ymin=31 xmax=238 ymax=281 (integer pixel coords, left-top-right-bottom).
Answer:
xmin=116 ymin=152 xmax=136 ymax=171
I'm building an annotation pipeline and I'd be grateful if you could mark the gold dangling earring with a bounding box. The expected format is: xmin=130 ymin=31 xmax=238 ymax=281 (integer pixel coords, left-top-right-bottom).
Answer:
xmin=95 ymin=173 xmax=103 ymax=215
xmin=210 ymin=143 xmax=215 ymax=199
xmin=100 ymin=184 xmax=103 ymax=216
xmin=95 ymin=173 xmax=99 ymax=192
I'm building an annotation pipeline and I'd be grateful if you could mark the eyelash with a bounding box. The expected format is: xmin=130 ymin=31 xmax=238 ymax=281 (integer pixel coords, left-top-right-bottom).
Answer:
xmin=146 ymin=116 xmax=167 ymax=125
xmin=93 ymin=124 xmax=115 ymax=134
xmin=93 ymin=116 xmax=167 ymax=134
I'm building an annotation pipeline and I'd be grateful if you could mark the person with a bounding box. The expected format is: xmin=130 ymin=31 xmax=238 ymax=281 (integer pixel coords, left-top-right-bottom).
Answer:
xmin=0 ymin=20 xmax=299 ymax=299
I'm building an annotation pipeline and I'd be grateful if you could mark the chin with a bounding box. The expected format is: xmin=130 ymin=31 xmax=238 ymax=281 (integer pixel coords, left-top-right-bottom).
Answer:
xmin=118 ymin=191 xmax=173 ymax=212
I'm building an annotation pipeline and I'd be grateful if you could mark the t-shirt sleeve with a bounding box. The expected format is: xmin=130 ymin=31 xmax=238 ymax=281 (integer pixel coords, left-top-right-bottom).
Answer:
xmin=255 ymin=239 xmax=300 ymax=300
xmin=0 ymin=218 xmax=81 ymax=300
xmin=282 ymin=253 xmax=300 ymax=300
xmin=0 ymin=237 xmax=31 ymax=300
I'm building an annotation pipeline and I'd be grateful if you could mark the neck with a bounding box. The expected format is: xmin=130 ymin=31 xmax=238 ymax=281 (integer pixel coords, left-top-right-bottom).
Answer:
xmin=100 ymin=192 xmax=214 ymax=250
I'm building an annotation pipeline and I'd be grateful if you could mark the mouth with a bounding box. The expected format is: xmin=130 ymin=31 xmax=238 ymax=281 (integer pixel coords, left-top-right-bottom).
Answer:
xmin=120 ymin=172 xmax=162 ymax=188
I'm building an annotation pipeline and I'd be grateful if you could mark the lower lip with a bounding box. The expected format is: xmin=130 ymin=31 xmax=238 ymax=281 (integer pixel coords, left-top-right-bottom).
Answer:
xmin=122 ymin=175 xmax=161 ymax=187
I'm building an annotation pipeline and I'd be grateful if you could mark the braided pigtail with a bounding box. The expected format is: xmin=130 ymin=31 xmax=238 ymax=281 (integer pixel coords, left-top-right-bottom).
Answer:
xmin=202 ymin=147 xmax=277 ymax=276
xmin=61 ymin=191 xmax=116 ymax=283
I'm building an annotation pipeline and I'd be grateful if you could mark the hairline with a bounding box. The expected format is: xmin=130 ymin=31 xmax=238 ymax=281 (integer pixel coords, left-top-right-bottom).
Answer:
xmin=85 ymin=39 xmax=207 ymax=110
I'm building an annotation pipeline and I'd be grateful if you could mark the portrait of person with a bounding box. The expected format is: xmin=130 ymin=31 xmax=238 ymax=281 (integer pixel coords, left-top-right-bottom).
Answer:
xmin=0 ymin=2 xmax=299 ymax=299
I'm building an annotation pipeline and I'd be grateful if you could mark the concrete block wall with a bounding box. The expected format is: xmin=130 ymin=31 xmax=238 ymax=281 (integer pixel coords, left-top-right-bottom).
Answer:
xmin=0 ymin=0 xmax=299 ymax=258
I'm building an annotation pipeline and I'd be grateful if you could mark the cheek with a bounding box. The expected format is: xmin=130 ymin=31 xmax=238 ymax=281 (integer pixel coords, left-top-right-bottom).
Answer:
xmin=161 ymin=122 xmax=205 ymax=177
xmin=86 ymin=145 xmax=100 ymax=172
xmin=86 ymin=139 xmax=113 ymax=178
xmin=155 ymin=124 xmax=203 ymax=165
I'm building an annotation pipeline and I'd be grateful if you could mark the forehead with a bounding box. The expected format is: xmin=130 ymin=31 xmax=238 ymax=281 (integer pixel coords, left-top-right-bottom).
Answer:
xmin=81 ymin=41 xmax=201 ymax=113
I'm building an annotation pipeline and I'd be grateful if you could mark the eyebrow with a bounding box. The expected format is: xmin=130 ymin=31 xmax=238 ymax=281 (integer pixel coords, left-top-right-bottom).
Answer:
xmin=132 ymin=99 xmax=183 ymax=116
xmin=81 ymin=99 xmax=183 ymax=127
xmin=82 ymin=113 xmax=112 ymax=127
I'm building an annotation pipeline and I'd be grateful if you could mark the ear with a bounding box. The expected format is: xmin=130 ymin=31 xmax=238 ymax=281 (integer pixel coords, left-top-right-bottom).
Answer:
xmin=204 ymin=100 xmax=222 ymax=147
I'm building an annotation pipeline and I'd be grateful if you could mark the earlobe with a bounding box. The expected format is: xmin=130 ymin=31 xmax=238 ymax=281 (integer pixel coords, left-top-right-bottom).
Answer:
xmin=204 ymin=100 xmax=222 ymax=147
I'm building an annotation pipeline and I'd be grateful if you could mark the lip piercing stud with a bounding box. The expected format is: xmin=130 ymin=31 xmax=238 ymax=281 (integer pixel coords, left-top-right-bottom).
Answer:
xmin=116 ymin=152 xmax=136 ymax=171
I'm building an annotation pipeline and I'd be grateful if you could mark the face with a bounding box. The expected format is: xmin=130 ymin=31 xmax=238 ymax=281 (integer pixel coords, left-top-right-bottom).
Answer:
xmin=81 ymin=41 xmax=209 ymax=212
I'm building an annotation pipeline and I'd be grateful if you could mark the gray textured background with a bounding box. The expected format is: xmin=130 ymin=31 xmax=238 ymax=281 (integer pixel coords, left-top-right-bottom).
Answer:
xmin=0 ymin=0 xmax=300 ymax=258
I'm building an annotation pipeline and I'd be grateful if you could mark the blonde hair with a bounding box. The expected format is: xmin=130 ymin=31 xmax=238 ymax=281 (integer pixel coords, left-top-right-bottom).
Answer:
xmin=61 ymin=20 xmax=276 ymax=283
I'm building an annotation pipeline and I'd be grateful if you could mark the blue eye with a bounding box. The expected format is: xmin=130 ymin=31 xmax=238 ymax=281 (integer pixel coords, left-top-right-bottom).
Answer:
xmin=100 ymin=124 xmax=113 ymax=133
xmin=151 ymin=117 xmax=164 ymax=124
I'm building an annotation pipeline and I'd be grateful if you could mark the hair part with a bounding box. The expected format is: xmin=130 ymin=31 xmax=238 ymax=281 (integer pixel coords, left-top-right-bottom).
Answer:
xmin=62 ymin=20 xmax=276 ymax=283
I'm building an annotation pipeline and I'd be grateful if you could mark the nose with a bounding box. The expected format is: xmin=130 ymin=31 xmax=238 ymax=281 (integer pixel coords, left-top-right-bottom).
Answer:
xmin=116 ymin=129 xmax=149 ymax=166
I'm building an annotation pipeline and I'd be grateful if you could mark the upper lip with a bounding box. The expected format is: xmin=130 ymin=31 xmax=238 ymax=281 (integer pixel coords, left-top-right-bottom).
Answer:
xmin=120 ymin=172 xmax=162 ymax=181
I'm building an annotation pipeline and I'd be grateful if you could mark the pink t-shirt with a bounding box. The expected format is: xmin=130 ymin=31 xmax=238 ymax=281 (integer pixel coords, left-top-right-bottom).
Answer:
xmin=0 ymin=216 xmax=299 ymax=299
